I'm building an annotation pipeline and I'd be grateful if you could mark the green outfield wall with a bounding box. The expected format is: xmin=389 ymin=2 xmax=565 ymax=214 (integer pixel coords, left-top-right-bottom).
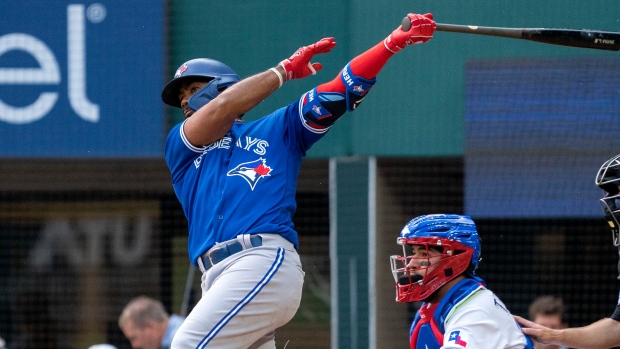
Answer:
xmin=167 ymin=0 xmax=619 ymax=158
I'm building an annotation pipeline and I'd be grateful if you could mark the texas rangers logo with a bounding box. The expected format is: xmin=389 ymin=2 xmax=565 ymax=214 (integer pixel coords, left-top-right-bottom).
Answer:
xmin=174 ymin=63 xmax=188 ymax=78
xmin=448 ymin=331 xmax=468 ymax=347
xmin=227 ymin=158 xmax=273 ymax=190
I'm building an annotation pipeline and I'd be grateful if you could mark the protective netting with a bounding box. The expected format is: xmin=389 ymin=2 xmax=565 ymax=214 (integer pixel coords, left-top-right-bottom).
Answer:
xmin=377 ymin=158 xmax=620 ymax=346
xmin=463 ymin=56 xmax=620 ymax=345
xmin=1 ymin=160 xmax=618 ymax=348
xmin=0 ymin=161 xmax=332 ymax=349
xmin=2 ymin=1 xmax=620 ymax=348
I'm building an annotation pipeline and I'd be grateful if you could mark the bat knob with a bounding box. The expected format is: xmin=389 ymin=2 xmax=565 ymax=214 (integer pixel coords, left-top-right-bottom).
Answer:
xmin=401 ymin=16 xmax=411 ymax=31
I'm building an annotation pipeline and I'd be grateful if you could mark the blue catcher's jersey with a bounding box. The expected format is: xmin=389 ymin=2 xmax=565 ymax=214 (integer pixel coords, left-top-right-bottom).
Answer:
xmin=165 ymin=95 xmax=327 ymax=265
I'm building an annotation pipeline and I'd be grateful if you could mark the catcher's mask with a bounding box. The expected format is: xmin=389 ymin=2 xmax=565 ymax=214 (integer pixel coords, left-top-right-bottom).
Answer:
xmin=161 ymin=58 xmax=239 ymax=112
xmin=390 ymin=214 xmax=481 ymax=303
xmin=596 ymin=153 xmax=620 ymax=247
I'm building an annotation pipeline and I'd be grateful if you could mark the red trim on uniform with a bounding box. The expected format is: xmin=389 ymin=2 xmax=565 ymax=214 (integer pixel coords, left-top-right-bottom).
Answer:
xmin=430 ymin=316 xmax=444 ymax=346
xmin=306 ymin=120 xmax=328 ymax=129
xmin=409 ymin=303 xmax=440 ymax=349
xmin=300 ymin=93 xmax=329 ymax=130
xmin=316 ymin=41 xmax=392 ymax=94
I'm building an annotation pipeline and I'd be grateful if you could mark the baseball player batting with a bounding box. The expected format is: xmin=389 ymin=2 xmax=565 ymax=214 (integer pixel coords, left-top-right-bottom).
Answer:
xmin=161 ymin=13 xmax=436 ymax=349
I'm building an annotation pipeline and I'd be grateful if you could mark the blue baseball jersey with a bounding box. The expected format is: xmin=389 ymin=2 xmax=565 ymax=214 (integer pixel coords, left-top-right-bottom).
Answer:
xmin=165 ymin=94 xmax=327 ymax=265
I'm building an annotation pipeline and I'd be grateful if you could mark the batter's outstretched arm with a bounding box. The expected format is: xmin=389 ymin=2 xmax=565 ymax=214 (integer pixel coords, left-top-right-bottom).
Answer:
xmin=184 ymin=68 xmax=281 ymax=146
xmin=183 ymin=38 xmax=336 ymax=147
xmin=297 ymin=13 xmax=436 ymax=130
xmin=515 ymin=315 xmax=620 ymax=349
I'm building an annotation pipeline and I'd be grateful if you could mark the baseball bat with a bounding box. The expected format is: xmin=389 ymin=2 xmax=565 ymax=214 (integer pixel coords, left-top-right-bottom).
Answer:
xmin=401 ymin=17 xmax=620 ymax=51
xmin=180 ymin=264 xmax=196 ymax=317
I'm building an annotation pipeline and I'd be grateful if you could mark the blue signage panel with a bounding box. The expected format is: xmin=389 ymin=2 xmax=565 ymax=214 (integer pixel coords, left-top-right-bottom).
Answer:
xmin=465 ymin=58 xmax=620 ymax=218
xmin=0 ymin=0 xmax=164 ymax=157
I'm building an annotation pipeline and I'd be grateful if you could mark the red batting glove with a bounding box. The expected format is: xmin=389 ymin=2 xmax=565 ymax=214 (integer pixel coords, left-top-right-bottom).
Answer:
xmin=279 ymin=37 xmax=337 ymax=81
xmin=384 ymin=13 xmax=436 ymax=53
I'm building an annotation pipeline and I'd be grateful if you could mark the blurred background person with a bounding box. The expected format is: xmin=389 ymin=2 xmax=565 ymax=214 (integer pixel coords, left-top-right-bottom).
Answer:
xmin=118 ymin=296 xmax=184 ymax=349
xmin=527 ymin=295 xmax=569 ymax=349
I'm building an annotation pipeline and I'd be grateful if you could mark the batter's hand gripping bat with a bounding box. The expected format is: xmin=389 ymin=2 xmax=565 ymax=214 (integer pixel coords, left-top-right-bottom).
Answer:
xmin=401 ymin=16 xmax=620 ymax=51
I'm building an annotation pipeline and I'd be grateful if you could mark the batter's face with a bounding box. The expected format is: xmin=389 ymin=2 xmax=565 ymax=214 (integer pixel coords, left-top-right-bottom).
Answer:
xmin=120 ymin=320 xmax=162 ymax=349
xmin=407 ymin=245 xmax=442 ymax=277
xmin=178 ymin=81 xmax=209 ymax=118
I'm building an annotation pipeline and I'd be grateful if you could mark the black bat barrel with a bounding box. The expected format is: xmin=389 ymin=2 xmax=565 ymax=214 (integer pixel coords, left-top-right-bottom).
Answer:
xmin=523 ymin=29 xmax=620 ymax=51
xmin=402 ymin=16 xmax=620 ymax=52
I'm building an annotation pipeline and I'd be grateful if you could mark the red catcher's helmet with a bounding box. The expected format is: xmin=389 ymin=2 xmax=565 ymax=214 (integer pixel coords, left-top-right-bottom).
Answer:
xmin=389 ymin=214 xmax=481 ymax=303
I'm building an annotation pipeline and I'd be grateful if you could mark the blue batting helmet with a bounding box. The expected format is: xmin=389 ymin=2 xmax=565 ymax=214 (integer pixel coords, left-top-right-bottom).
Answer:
xmin=390 ymin=214 xmax=482 ymax=302
xmin=161 ymin=58 xmax=240 ymax=111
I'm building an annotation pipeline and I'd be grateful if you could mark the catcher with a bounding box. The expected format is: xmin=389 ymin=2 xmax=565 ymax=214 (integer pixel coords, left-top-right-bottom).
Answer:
xmin=390 ymin=214 xmax=535 ymax=349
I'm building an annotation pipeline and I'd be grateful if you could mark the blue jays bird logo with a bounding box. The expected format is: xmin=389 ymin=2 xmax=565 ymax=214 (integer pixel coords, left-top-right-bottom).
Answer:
xmin=174 ymin=63 xmax=188 ymax=78
xmin=312 ymin=105 xmax=322 ymax=115
xmin=227 ymin=158 xmax=273 ymax=190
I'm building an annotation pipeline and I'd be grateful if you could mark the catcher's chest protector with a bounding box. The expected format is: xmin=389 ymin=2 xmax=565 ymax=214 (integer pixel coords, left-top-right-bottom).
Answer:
xmin=409 ymin=278 xmax=484 ymax=349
